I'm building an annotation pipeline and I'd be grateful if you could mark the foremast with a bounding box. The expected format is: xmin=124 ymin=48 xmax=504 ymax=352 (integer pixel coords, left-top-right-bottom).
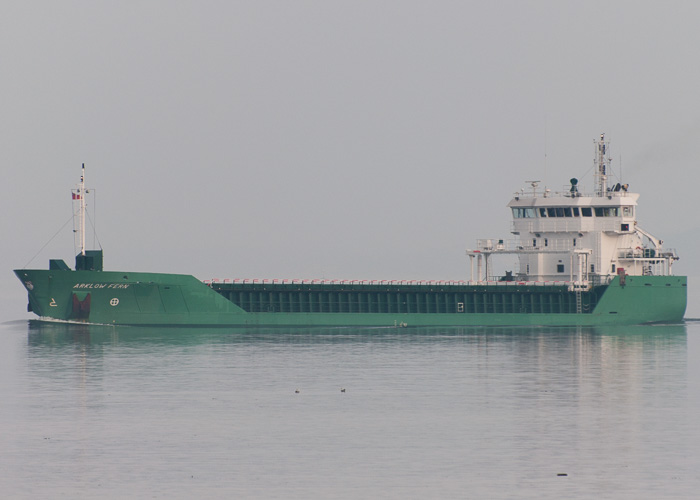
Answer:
xmin=72 ymin=163 xmax=88 ymax=257
xmin=71 ymin=164 xmax=103 ymax=271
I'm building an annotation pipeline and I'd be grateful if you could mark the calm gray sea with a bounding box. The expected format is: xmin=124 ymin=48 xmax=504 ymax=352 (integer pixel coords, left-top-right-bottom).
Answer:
xmin=1 ymin=319 xmax=699 ymax=499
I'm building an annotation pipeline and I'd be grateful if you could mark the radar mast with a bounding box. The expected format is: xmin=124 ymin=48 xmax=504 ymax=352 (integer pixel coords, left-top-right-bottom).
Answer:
xmin=594 ymin=133 xmax=611 ymax=195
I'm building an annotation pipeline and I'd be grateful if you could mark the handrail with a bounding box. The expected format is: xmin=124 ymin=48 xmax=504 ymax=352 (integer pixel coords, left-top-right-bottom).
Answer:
xmin=204 ymin=278 xmax=607 ymax=287
xmin=514 ymin=187 xmax=634 ymax=199
xmin=471 ymin=238 xmax=580 ymax=253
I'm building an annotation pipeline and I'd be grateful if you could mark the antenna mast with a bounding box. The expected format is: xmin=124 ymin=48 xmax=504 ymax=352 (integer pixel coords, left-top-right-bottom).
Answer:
xmin=594 ymin=133 xmax=610 ymax=195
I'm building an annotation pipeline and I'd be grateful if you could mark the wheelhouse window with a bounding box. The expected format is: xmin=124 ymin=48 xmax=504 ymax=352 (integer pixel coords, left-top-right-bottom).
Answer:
xmin=622 ymin=206 xmax=633 ymax=217
xmin=581 ymin=207 xmax=593 ymax=217
xmin=512 ymin=207 xmax=537 ymax=218
xmin=541 ymin=207 xmax=576 ymax=217
xmin=594 ymin=207 xmax=620 ymax=217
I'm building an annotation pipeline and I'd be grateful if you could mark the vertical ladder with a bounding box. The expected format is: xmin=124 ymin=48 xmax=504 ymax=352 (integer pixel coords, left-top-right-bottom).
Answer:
xmin=575 ymin=290 xmax=582 ymax=314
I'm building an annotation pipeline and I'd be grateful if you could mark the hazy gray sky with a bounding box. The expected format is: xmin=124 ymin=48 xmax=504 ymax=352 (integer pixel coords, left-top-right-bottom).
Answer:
xmin=3 ymin=1 xmax=700 ymax=317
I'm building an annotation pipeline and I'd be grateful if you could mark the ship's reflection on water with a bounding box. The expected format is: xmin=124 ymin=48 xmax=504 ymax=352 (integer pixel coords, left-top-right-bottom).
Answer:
xmin=26 ymin=319 xmax=687 ymax=348
xmin=26 ymin=320 xmax=688 ymax=399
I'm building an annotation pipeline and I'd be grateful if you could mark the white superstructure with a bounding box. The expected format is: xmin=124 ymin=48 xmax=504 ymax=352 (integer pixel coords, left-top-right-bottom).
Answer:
xmin=467 ymin=134 xmax=678 ymax=289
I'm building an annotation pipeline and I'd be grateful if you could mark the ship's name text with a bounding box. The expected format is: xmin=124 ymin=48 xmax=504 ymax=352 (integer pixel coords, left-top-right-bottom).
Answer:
xmin=73 ymin=283 xmax=131 ymax=289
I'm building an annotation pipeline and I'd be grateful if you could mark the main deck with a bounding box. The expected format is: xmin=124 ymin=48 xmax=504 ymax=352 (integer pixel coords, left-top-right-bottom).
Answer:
xmin=208 ymin=280 xmax=607 ymax=315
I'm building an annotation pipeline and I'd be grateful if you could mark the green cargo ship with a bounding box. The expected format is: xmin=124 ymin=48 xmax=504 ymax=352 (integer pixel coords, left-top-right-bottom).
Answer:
xmin=15 ymin=136 xmax=687 ymax=326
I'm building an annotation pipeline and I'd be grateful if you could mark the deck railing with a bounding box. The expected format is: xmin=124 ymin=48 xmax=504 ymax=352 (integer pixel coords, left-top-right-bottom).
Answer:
xmin=203 ymin=278 xmax=611 ymax=288
xmin=472 ymin=238 xmax=578 ymax=253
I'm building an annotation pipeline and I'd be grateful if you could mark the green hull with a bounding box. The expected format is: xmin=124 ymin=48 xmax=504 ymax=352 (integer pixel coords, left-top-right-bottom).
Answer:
xmin=14 ymin=268 xmax=687 ymax=326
